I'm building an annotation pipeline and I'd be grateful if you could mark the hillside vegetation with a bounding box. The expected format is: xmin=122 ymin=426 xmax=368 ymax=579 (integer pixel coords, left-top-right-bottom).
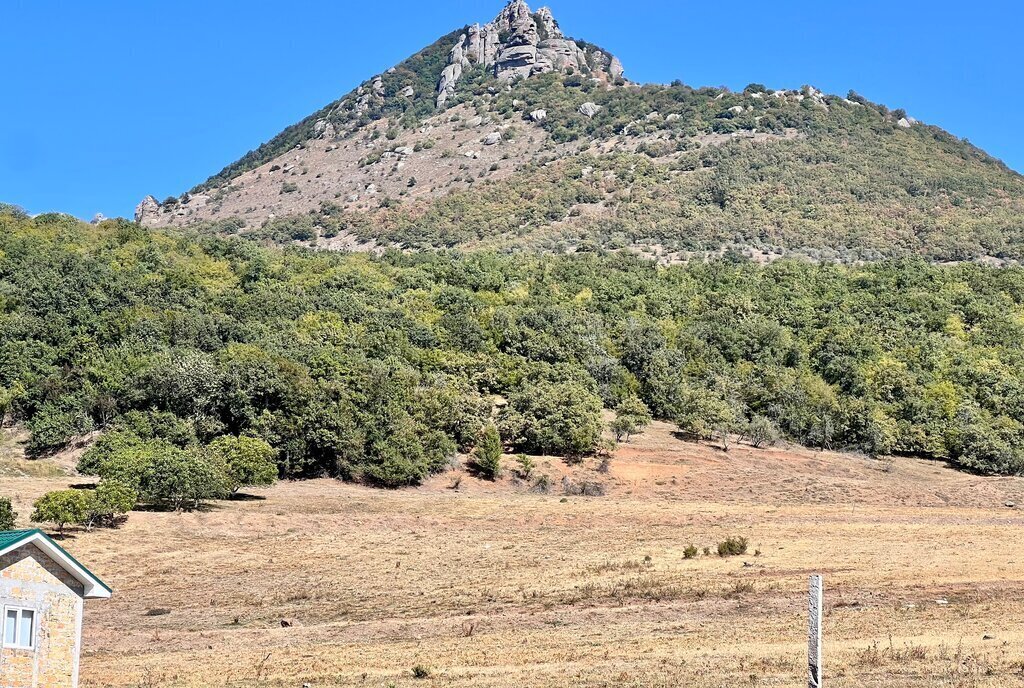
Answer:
xmin=144 ymin=20 xmax=1024 ymax=262
xmin=3 ymin=206 xmax=1024 ymax=483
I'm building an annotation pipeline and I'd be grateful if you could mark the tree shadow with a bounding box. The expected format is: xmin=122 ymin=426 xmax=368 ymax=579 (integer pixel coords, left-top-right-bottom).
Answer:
xmin=227 ymin=493 xmax=267 ymax=502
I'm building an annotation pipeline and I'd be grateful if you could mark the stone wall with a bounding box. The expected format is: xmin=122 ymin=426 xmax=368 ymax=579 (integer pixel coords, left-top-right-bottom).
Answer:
xmin=0 ymin=543 xmax=84 ymax=688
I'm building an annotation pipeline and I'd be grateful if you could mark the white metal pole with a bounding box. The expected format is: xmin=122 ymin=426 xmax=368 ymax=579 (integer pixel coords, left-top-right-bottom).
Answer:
xmin=808 ymin=574 xmax=823 ymax=688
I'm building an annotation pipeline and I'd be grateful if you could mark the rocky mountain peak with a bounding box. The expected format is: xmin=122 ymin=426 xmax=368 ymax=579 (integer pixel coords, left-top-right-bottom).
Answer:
xmin=436 ymin=0 xmax=625 ymax=107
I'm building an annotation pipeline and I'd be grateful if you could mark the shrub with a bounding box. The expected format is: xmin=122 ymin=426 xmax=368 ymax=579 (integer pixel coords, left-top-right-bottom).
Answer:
xmin=141 ymin=447 xmax=228 ymax=511
xmin=499 ymin=380 xmax=603 ymax=457
xmin=562 ymin=478 xmax=606 ymax=497
xmin=208 ymin=435 xmax=278 ymax=496
xmin=82 ymin=480 xmax=136 ymax=530
xmin=473 ymin=424 xmax=503 ymax=480
xmin=515 ymin=453 xmax=534 ymax=479
xmin=0 ymin=497 xmax=16 ymax=530
xmin=32 ymin=490 xmax=91 ymax=535
xmin=683 ymin=545 xmax=699 ymax=559
xmin=411 ymin=665 xmax=432 ymax=679
xmin=745 ymin=415 xmax=781 ymax=448
xmin=26 ymin=404 xmax=89 ymax=456
xmin=610 ymin=395 xmax=652 ymax=442
xmin=717 ymin=536 xmax=749 ymax=557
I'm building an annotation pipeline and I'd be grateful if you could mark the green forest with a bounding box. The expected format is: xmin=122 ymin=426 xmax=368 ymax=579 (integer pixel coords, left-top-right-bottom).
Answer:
xmin=3 ymin=205 xmax=1024 ymax=495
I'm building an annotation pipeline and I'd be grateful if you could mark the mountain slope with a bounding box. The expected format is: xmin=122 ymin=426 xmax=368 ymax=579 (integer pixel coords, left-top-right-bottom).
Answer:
xmin=135 ymin=0 xmax=1024 ymax=263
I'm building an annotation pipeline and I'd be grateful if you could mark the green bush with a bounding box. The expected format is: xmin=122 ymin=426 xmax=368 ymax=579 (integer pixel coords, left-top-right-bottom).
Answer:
xmin=473 ymin=424 xmax=503 ymax=480
xmin=26 ymin=405 xmax=89 ymax=456
xmin=83 ymin=481 xmax=136 ymax=530
xmin=140 ymin=447 xmax=227 ymax=511
xmin=208 ymin=435 xmax=278 ymax=495
xmin=515 ymin=453 xmax=534 ymax=479
xmin=610 ymin=396 xmax=652 ymax=442
xmin=0 ymin=497 xmax=16 ymax=530
xmin=500 ymin=380 xmax=603 ymax=457
xmin=683 ymin=545 xmax=699 ymax=559
xmin=717 ymin=536 xmax=749 ymax=557
xmin=32 ymin=490 xmax=91 ymax=535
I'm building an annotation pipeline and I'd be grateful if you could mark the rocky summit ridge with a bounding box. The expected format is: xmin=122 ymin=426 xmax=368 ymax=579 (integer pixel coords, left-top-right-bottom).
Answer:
xmin=436 ymin=0 xmax=625 ymax=107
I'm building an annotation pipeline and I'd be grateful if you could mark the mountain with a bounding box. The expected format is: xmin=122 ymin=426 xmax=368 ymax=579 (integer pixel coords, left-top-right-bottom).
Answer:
xmin=135 ymin=0 xmax=1024 ymax=263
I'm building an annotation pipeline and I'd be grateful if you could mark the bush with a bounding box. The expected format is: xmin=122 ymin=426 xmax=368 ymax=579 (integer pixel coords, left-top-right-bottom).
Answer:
xmin=561 ymin=477 xmax=606 ymax=497
xmin=531 ymin=474 xmax=552 ymax=493
xmin=32 ymin=490 xmax=91 ymax=535
xmin=0 ymin=497 xmax=16 ymax=530
xmin=82 ymin=481 xmax=136 ymax=530
xmin=515 ymin=453 xmax=534 ymax=479
xmin=208 ymin=435 xmax=278 ymax=495
xmin=141 ymin=447 xmax=228 ymax=511
xmin=473 ymin=424 xmax=503 ymax=480
xmin=683 ymin=545 xmax=699 ymax=559
xmin=717 ymin=536 xmax=749 ymax=557
xmin=500 ymin=380 xmax=603 ymax=457
xmin=26 ymin=405 xmax=89 ymax=456
xmin=610 ymin=396 xmax=652 ymax=442
xmin=411 ymin=665 xmax=432 ymax=679
xmin=745 ymin=415 xmax=781 ymax=448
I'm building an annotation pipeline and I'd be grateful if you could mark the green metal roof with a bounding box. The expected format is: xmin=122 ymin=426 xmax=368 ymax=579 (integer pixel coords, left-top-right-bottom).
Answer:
xmin=0 ymin=529 xmax=37 ymax=550
xmin=0 ymin=528 xmax=112 ymax=597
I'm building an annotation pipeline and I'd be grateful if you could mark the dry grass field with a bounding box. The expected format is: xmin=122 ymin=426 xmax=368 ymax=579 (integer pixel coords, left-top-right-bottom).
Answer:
xmin=3 ymin=421 xmax=1024 ymax=687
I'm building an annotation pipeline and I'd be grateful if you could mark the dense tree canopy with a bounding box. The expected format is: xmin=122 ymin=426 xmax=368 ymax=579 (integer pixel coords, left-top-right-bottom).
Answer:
xmin=3 ymin=208 xmax=1024 ymax=484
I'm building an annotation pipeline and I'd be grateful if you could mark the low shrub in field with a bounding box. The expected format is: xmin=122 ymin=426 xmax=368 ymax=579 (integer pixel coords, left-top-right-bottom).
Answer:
xmin=717 ymin=536 xmax=749 ymax=557
xmin=683 ymin=545 xmax=699 ymax=559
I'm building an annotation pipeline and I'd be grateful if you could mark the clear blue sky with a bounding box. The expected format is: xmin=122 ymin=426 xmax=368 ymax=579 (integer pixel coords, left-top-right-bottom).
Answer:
xmin=3 ymin=0 xmax=1021 ymax=220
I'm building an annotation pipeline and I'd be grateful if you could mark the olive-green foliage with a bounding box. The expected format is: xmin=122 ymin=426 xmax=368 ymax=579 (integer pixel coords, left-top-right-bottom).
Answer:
xmin=717 ymin=536 xmax=749 ymax=557
xmin=82 ymin=480 xmax=136 ymax=529
xmin=611 ymin=396 xmax=652 ymax=441
xmin=473 ymin=424 xmax=503 ymax=480
xmin=208 ymin=435 xmax=278 ymax=494
xmin=31 ymin=490 xmax=90 ymax=535
xmin=296 ymin=79 xmax=1024 ymax=262
xmin=140 ymin=446 xmax=227 ymax=511
xmin=499 ymin=378 xmax=604 ymax=457
xmin=0 ymin=497 xmax=16 ymax=530
xmin=4 ymin=210 xmax=1024 ymax=481
xmin=515 ymin=453 xmax=534 ymax=479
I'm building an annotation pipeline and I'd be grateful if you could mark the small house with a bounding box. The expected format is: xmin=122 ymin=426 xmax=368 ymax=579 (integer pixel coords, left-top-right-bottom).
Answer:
xmin=1 ymin=529 xmax=110 ymax=688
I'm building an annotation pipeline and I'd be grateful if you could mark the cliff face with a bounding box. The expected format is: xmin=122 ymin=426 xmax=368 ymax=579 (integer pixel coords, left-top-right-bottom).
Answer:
xmin=436 ymin=1 xmax=625 ymax=107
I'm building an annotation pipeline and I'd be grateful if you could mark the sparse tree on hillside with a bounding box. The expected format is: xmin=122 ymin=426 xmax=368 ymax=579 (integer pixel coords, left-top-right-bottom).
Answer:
xmin=82 ymin=481 xmax=136 ymax=530
xmin=32 ymin=490 xmax=91 ymax=535
xmin=610 ymin=396 xmax=652 ymax=442
xmin=474 ymin=424 xmax=503 ymax=480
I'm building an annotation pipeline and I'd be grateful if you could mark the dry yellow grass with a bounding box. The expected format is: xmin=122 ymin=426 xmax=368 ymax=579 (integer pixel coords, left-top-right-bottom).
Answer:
xmin=3 ymin=422 xmax=1024 ymax=687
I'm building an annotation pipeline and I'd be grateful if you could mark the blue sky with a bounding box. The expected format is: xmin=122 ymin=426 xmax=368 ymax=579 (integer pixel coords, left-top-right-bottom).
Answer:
xmin=3 ymin=0 xmax=1021 ymax=220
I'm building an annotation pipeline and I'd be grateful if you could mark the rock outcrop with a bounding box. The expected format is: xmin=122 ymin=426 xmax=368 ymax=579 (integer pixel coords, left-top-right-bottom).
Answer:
xmin=437 ymin=1 xmax=625 ymax=107
xmin=134 ymin=195 xmax=160 ymax=224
